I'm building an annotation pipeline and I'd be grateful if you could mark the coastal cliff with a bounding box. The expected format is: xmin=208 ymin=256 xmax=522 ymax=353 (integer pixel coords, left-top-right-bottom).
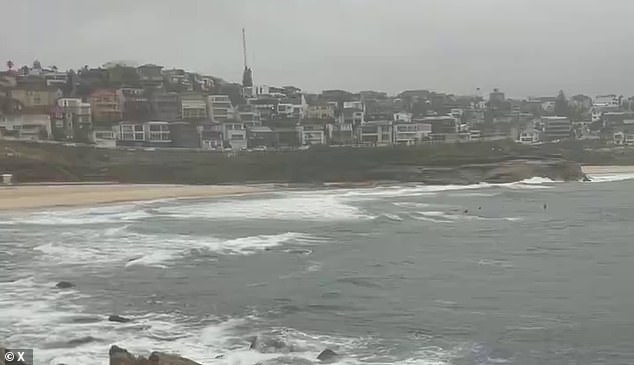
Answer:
xmin=0 ymin=140 xmax=585 ymax=185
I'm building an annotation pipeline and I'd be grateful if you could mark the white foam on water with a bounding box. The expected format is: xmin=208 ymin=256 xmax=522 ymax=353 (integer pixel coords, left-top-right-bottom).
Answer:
xmin=33 ymin=229 xmax=325 ymax=269
xmin=409 ymin=211 xmax=522 ymax=224
xmin=158 ymin=193 xmax=373 ymax=221
xmin=6 ymin=204 xmax=152 ymax=225
xmin=0 ymin=275 xmax=461 ymax=365
xmin=337 ymin=183 xmax=494 ymax=199
xmin=586 ymin=173 xmax=634 ymax=183
xmin=381 ymin=213 xmax=404 ymax=222
xmin=517 ymin=177 xmax=557 ymax=185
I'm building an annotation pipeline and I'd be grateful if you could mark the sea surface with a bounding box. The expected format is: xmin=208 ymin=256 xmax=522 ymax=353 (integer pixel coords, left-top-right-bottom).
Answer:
xmin=2 ymin=174 xmax=634 ymax=365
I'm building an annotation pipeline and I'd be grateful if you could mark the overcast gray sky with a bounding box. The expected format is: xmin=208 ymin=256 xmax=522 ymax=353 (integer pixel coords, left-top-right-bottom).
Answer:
xmin=2 ymin=0 xmax=632 ymax=97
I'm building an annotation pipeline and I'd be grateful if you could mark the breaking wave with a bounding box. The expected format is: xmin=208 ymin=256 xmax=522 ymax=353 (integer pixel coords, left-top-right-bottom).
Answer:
xmin=33 ymin=231 xmax=324 ymax=269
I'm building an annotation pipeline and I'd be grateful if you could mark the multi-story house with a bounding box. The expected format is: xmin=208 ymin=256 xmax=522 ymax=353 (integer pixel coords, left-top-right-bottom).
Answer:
xmin=200 ymin=122 xmax=224 ymax=150
xmin=163 ymin=69 xmax=193 ymax=92
xmin=342 ymin=108 xmax=364 ymax=125
xmin=236 ymin=104 xmax=262 ymax=128
xmin=181 ymin=93 xmax=208 ymax=121
xmin=208 ymin=95 xmax=234 ymax=123
xmin=115 ymin=120 xmax=171 ymax=147
xmin=542 ymin=116 xmax=572 ymax=141
xmin=328 ymin=122 xmax=355 ymax=145
xmin=222 ymin=121 xmax=247 ymax=150
xmin=0 ymin=114 xmax=52 ymax=140
xmin=306 ymin=102 xmax=336 ymax=120
xmin=55 ymin=98 xmax=92 ymax=139
xmin=150 ymin=92 xmax=181 ymax=121
xmin=119 ymin=87 xmax=150 ymax=121
xmin=358 ymin=120 xmax=393 ymax=146
xmin=8 ymin=85 xmax=62 ymax=113
xmin=299 ymin=123 xmax=327 ymax=145
xmin=88 ymin=88 xmax=122 ymax=124
xmin=137 ymin=64 xmax=165 ymax=89
xmin=393 ymin=121 xmax=432 ymax=145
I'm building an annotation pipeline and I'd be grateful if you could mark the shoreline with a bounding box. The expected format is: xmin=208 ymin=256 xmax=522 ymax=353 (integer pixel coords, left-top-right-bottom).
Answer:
xmin=0 ymin=184 xmax=263 ymax=211
xmin=581 ymin=165 xmax=634 ymax=175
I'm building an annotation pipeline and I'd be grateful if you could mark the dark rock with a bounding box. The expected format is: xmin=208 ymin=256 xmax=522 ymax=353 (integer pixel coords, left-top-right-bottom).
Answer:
xmin=109 ymin=346 xmax=201 ymax=365
xmin=108 ymin=315 xmax=132 ymax=323
xmin=109 ymin=345 xmax=140 ymax=365
xmin=249 ymin=335 xmax=298 ymax=353
xmin=67 ymin=336 xmax=100 ymax=347
xmin=582 ymin=174 xmax=592 ymax=182
xmin=69 ymin=315 xmax=101 ymax=324
xmin=148 ymin=352 xmax=201 ymax=365
xmin=317 ymin=349 xmax=339 ymax=363
xmin=55 ymin=281 xmax=74 ymax=289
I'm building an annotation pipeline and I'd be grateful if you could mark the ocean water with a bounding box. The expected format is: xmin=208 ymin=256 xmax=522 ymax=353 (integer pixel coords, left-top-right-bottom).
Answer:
xmin=2 ymin=175 xmax=634 ymax=365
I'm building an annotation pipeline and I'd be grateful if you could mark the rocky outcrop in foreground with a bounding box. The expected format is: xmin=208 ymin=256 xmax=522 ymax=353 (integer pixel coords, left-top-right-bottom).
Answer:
xmin=109 ymin=345 xmax=201 ymax=365
xmin=1 ymin=343 xmax=339 ymax=365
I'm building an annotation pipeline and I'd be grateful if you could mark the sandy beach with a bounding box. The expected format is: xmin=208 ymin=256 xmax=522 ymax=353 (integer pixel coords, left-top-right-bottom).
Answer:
xmin=0 ymin=184 xmax=262 ymax=211
xmin=581 ymin=165 xmax=634 ymax=175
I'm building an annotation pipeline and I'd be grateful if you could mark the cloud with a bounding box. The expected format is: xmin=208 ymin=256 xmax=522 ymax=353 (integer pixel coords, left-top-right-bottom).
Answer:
xmin=2 ymin=0 xmax=633 ymax=97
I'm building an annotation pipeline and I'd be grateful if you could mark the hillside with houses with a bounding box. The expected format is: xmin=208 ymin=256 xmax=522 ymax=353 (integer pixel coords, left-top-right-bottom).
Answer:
xmin=2 ymin=59 xmax=634 ymax=151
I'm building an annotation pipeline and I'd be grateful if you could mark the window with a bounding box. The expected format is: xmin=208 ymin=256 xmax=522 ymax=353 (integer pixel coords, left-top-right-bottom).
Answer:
xmin=120 ymin=125 xmax=135 ymax=140
xmin=148 ymin=124 xmax=170 ymax=141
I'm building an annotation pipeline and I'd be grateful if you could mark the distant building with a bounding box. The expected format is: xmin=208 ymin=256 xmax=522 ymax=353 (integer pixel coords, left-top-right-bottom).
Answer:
xmin=542 ymin=116 xmax=572 ymax=141
xmin=169 ymin=122 xmax=201 ymax=148
xmin=150 ymin=92 xmax=181 ymax=121
xmin=200 ymin=122 xmax=224 ymax=150
xmin=393 ymin=112 xmax=412 ymax=123
xmin=594 ymin=94 xmax=620 ymax=107
xmin=119 ymin=87 xmax=150 ymax=121
xmin=137 ymin=64 xmax=164 ymax=89
xmin=423 ymin=116 xmax=457 ymax=134
xmin=116 ymin=120 xmax=171 ymax=147
xmin=247 ymin=126 xmax=275 ymax=148
xmin=222 ymin=121 xmax=247 ymax=150
xmin=342 ymin=108 xmax=364 ymax=125
xmin=328 ymin=123 xmax=355 ymax=145
xmin=55 ymin=98 xmax=92 ymax=139
xmin=208 ymin=95 xmax=234 ymax=123
xmin=88 ymin=88 xmax=122 ymax=124
xmin=236 ymin=104 xmax=262 ymax=128
xmin=358 ymin=120 xmax=393 ymax=146
xmin=517 ymin=128 xmax=541 ymax=144
xmin=489 ymin=89 xmax=505 ymax=103
xmin=273 ymin=127 xmax=301 ymax=147
xmin=0 ymin=114 xmax=52 ymax=140
xmin=163 ymin=69 xmax=193 ymax=92
xmin=8 ymin=85 xmax=62 ymax=113
xmin=299 ymin=123 xmax=327 ymax=145
xmin=306 ymin=103 xmax=336 ymax=120
xmin=393 ymin=121 xmax=432 ymax=145
xmin=180 ymin=93 xmax=207 ymax=121
xmin=92 ymin=128 xmax=117 ymax=148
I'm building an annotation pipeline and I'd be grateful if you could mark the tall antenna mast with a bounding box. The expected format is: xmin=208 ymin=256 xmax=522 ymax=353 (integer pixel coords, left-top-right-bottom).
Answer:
xmin=242 ymin=27 xmax=248 ymax=69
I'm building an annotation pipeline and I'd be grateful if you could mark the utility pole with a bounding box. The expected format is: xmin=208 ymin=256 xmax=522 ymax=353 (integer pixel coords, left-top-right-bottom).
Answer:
xmin=242 ymin=28 xmax=248 ymax=70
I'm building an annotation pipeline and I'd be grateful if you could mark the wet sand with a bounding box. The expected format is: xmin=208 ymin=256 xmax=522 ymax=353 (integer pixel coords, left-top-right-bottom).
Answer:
xmin=581 ymin=165 xmax=634 ymax=175
xmin=0 ymin=184 xmax=262 ymax=211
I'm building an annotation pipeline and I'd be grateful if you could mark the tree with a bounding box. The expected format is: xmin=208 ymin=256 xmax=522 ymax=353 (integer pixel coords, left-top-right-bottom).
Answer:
xmin=33 ymin=60 xmax=41 ymax=70
xmin=6 ymin=60 xmax=14 ymax=70
xmin=51 ymin=65 xmax=58 ymax=72
xmin=554 ymin=90 xmax=569 ymax=117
